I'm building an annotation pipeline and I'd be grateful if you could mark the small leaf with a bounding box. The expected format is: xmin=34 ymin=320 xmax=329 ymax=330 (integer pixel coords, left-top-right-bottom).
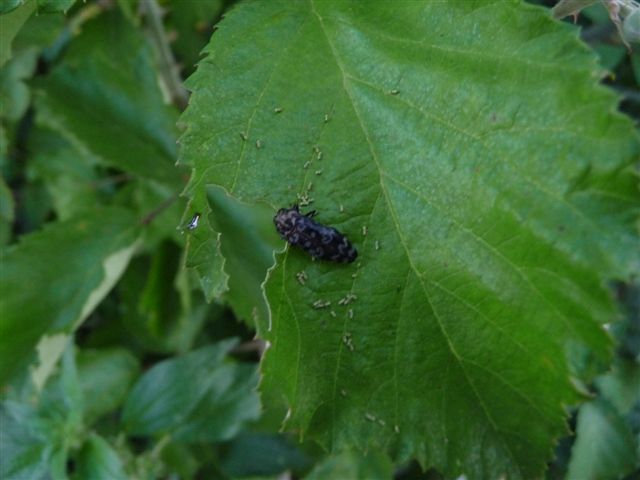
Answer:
xmin=0 ymin=207 xmax=139 ymax=384
xmin=304 ymin=450 xmax=393 ymax=480
xmin=0 ymin=401 xmax=51 ymax=480
xmin=567 ymin=398 xmax=638 ymax=480
xmin=122 ymin=340 xmax=260 ymax=442
xmin=221 ymin=432 xmax=312 ymax=477
xmin=74 ymin=434 xmax=127 ymax=480
xmin=0 ymin=46 xmax=38 ymax=122
xmin=623 ymin=9 xmax=640 ymax=45
xmin=0 ymin=0 xmax=35 ymax=67
xmin=77 ymin=348 xmax=140 ymax=425
xmin=551 ymin=0 xmax=598 ymax=19
xmin=2 ymin=344 xmax=83 ymax=480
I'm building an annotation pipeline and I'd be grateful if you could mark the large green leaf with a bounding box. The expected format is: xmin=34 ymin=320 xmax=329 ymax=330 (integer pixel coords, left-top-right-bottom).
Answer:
xmin=121 ymin=340 xmax=260 ymax=442
xmin=34 ymin=10 xmax=184 ymax=186
xmin=179 ymin=1 xmax=640 ymax=478
xmin=0 ymin=207 xmax=139 ymax=384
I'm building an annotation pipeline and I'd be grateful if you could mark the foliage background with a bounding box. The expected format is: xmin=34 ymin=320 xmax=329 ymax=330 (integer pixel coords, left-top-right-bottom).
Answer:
xmin=0 ymin=0 xmax=638 ymax=479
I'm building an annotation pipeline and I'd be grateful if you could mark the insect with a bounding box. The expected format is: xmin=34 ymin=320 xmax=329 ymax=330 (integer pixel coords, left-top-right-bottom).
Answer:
xmin=273 ymin=205 xmax=357 ymax=263
xmin=186 ymin=212 xmax=201 ymax=230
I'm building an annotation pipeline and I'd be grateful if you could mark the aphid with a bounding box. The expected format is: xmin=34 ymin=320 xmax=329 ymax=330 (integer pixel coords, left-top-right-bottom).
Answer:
xmin=342 ymin=332 xmax=355 ymax=351
xmin=389 ymin=89 xmax=400 ymax=95
xmin=338 ymin=293 xmax=357 ymax=306
xmin=255 ymin=139 xmax=262 ymax=149
xmin=312 ymin=299 xmax=331 ymax=309
xmin=273 ymin=205 xmax=358 ymax=263
xmin=296 ymin=193 xmax=313 ymax=206
xmin=239 ymin=132 xmax=248 ymax=141
xmin=295 ymin=271 xmax=308 ymax=285
xmin=274 ymin=107 xmax=283 ymax=113
xmin=314 ymin=169 xmax=323 ymax=176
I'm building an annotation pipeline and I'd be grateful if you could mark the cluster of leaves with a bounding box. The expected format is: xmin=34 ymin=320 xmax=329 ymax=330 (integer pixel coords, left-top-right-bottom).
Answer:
xmin=0 ymin=0 xmax=639 ymax=479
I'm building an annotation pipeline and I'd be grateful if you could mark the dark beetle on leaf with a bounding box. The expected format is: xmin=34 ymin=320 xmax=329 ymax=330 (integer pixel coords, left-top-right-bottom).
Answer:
xmin=273 ymin=205 xmax=357 ymax=263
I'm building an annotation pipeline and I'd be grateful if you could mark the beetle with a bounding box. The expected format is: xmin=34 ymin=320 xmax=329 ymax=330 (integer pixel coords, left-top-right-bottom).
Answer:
xmin=273 ymin=205 xmax=357 ymax=263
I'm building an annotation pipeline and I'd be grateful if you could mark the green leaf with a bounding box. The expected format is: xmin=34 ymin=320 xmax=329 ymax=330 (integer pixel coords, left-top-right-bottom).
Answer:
xmin=304 ymin=450 xmax=393 ymax=480
xmin=623 ymin=9 xmax=640 ymax=45
xmin=183 ymin=213 xmax=229 ymax=302
xmin=0 ymin=0 xmax=35 ymax=67
xmin=74 ymin=434 xmax=127 ymax=480
xmin=36 ymin=0 xmax=75 ymax=14
xmin=0 ymin=207 xmax=139 ymax=384
xmin=122 ymin=340 xmax=260 ymax=442
xmin=158 ymin=441 xmax=200 ymax=480
xmin=27 ymin=128 xmax=101 ymax=221
xmin=34 ymin=9 xmax=184 ymax=186
xmin=77 ymin=348 xmax=140 ymax=425
xmin=179 ymin=1 xmax=640 ymax=478
xmin=551 ymin=0 xmax=598 ymax=19
xmin=567 ymin=398 xmax=639 ymax=480
xmin=207 ymin=185 xmax=281 ymax=329
xmin=591 ymin=43 xmax=627 ymax=72
xmin=221 ymin=432 xmax=312 ymax=477
xmin=0 ymin=46 xmax=38 ymax=122
xmin=12 ymin=6 xmax=65 ymax=51
xmin=632 ymin=53 xmax=640 ymax=86
xmin=0 ymin=401 xmax=51 ymax=480
xmin=1 ymin=344 xmax=83 ymax=480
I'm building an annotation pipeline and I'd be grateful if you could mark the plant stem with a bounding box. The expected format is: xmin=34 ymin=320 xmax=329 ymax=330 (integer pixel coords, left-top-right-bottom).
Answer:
xmin=140 ymin=193 xmax=178 ymax=226
xmin=140 ymin=0 xmax=189 ymax=110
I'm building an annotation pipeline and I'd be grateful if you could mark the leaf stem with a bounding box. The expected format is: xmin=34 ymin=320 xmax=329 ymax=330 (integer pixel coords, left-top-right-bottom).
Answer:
xmin=140 ymin=0 xmax=189 ymax=110
xmin=140 ymin=193 xmax=178 ymax=226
